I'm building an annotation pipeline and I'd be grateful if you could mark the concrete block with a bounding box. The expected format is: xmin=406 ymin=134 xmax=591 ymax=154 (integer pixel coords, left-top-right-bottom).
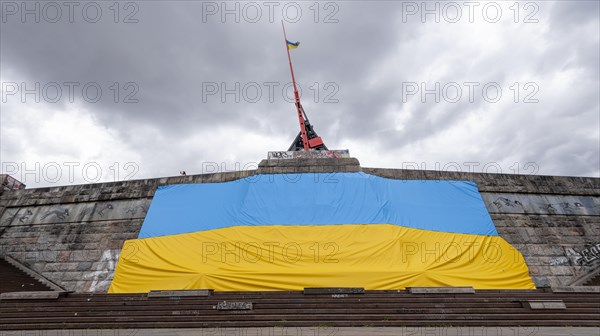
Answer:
xmin=527 ymin=245 xmax=564 ymax=257
xmin=215 ymin=301 xmax=253 ymax=310
xmin=553 ymin=286 xmax=600 ymax=293
xmin=304 ymin=287 xmax=365 ymax=295
xmin=527 ymin=266 xmax=541 ymax=275
xmin=550 ymin=266 xmax=575 ymax=276
xmin=548 ymin=276 xmax=575 ymax=288
xmin=532 ymin=276 xmax=551 ymax=288
xmin=522 ymin=300 xmax=566 ymax=310
xmin=534 ymin=266 xmax=556 ymax=276
xmin=0 ymin=291 xmax=65 ymax=300
xmin=61 ymin=271 xmax=87 ymax=282
xmin=76 ymin=261 xmax=93 ymax=271
xmin=148 ymin=290 xmax=212 ymax=298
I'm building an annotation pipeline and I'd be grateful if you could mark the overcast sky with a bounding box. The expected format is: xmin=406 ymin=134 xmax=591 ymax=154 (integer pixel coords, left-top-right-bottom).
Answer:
xmin=1 ymin=0 xmax=599 ymax=188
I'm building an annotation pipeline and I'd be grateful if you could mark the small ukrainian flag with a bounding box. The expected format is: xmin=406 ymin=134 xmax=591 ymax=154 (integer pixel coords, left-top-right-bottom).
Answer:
xmin=286 ymin=40 xmax=300 ymax=49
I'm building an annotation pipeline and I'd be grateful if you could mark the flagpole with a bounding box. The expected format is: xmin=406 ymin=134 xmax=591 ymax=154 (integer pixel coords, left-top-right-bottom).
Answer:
xmin=282 ymin=20 xmax=309 ymax=151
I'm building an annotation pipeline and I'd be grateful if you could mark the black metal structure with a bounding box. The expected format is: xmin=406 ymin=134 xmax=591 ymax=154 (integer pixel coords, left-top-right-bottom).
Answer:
xmin=287 ymin=104 xmax=328 ymax=151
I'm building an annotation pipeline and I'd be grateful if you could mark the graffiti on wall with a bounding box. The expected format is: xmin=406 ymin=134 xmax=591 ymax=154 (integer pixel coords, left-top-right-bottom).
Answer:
xmin=491 ymin=197 xmax=523 ymax=210
xmin=268 ymin=150 xmax=350 ymax=160
xmin=2 ymin=209 xmax=33 ymax=225
xmin=0 ymin=199 xmax=150 ymax=226
xmin=483 ymin=193 xmax=599 ymax=216
xmin=41 ymin=207 xmax=70 ymax=220
xmin=124 ymin=204 xmax=148 ymax=216
xmin=565 ymin=242 xmax=600 ymax=265
xmin=83 ymin=249 xmax=120 ymax=292
xmin=545 ymin=202 xmax=588 ymax=215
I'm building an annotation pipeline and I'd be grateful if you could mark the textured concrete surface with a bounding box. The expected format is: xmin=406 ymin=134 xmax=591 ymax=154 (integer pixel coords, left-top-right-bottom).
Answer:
xmin=0 ymin=158 xmax=598 ymax=292
xmin=257 ymin=157 xmax=361 ymax=174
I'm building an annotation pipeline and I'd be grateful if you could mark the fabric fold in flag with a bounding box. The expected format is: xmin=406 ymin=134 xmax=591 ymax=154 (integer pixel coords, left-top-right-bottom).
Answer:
xmin=109 ymin=224 xmax=535 ymax=293
xmin=286 ymin=40 xmax=300 ymax=49
xmin=138 ymin=172 xmax=499 ymax=238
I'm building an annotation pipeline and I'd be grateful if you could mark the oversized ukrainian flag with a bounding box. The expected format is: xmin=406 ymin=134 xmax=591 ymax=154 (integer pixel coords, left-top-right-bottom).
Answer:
xmin=109 ymin=172 xmax=535 ymax=293
xmin=286 ymin=40 xmax=300 ymax=49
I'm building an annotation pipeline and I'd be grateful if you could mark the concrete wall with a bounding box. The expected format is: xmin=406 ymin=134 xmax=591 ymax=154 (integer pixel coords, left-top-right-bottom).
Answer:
xmin=0 ymin=171 xmax=252 ymax=292
xmin=0 ymin=161 xmax=598 ymax=292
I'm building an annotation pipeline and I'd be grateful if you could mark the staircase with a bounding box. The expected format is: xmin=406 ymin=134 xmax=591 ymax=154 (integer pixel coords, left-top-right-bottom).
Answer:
xmin=0 ymin=258 xmax=54 ymax=293
xmin=585 ymin=274 xmax=600 ymax=286
xmin=1 ymin=290 xmax=598 ymax=330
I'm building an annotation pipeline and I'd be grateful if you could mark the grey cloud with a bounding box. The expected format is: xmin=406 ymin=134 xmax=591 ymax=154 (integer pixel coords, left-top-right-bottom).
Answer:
xmin=1 ymin=1 xmax=598 ymax=186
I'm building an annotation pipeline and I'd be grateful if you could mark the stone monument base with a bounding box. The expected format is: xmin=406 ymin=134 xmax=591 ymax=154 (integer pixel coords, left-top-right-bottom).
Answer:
xmin=267 ymin=149 xmax=350 ymax=160
xmin=258 ymin=150 xmax=360 ymax=174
